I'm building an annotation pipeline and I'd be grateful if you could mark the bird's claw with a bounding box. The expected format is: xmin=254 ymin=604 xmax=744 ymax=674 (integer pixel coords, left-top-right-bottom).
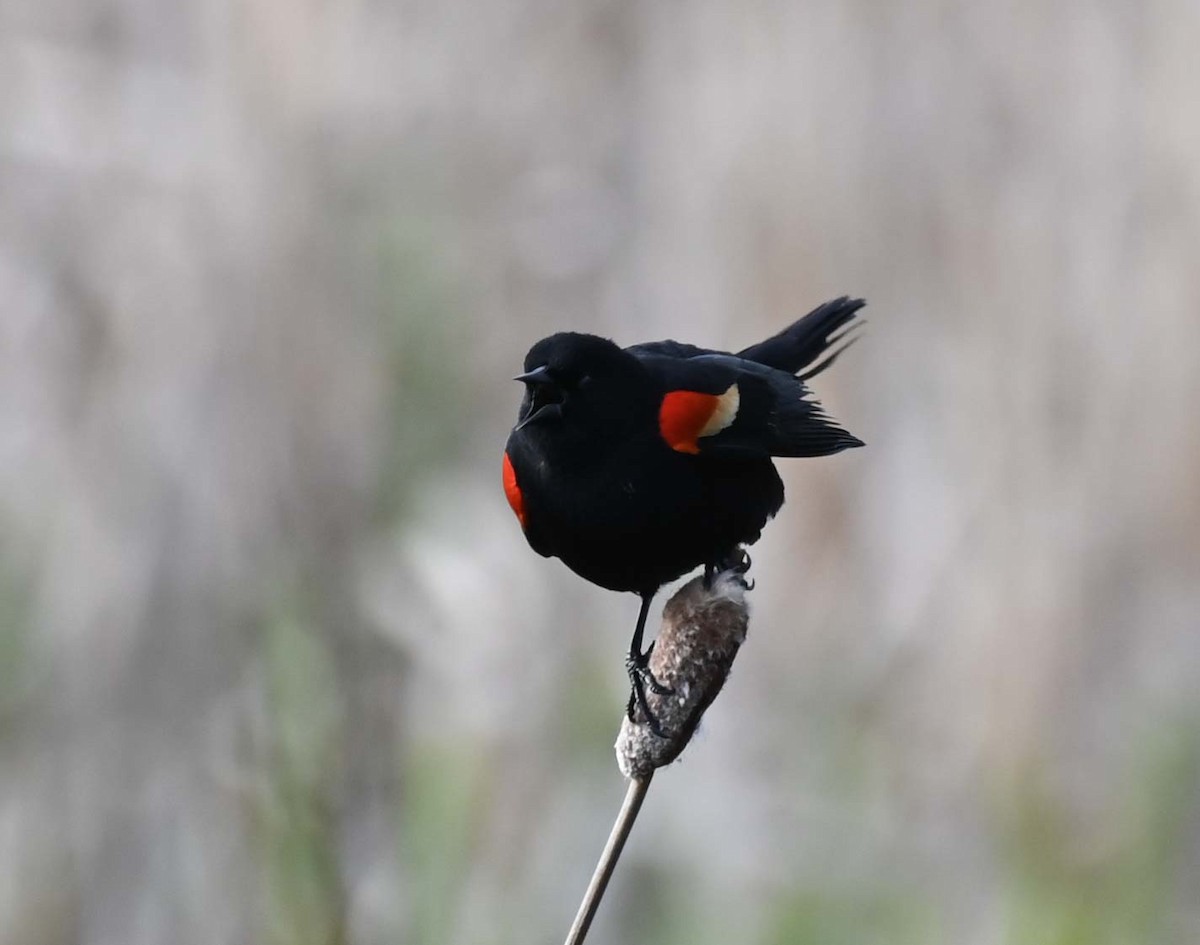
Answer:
xmin=722 ymin=548 xmax=752 ymax=575
xmin=625 ymin=645 xmax=672 ymax=695
xmin=706 ymin=548 xmax=755 ymax=590
xmin=625 ymin=646 xmax=672 ymax=736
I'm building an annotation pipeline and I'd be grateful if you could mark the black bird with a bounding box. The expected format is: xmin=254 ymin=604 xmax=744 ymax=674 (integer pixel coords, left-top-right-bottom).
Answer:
xmin=503 ymin=297 xmax=864 ymax=731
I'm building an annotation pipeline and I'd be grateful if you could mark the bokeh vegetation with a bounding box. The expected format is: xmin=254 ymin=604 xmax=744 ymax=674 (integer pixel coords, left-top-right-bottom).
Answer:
xmin=1 ymin=1 xmax=1198 ymax=943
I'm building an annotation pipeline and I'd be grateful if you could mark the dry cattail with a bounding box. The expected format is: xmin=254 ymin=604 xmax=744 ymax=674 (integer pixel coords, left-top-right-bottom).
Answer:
xmin=565 ymin=563 xmax=753 ymax=945
xmin=616 ymin=565 xmax=751 ymax=779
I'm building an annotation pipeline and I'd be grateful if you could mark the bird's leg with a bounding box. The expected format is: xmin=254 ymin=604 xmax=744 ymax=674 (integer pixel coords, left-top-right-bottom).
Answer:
xmin=625 ymin=591 xmax=672 ymax=736
xmin=626 ymin=593 xmax=670 ymax=693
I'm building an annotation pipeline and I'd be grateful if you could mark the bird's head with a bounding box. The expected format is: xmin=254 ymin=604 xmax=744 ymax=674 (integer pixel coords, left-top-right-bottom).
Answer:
xmin=512 ymin=333 xmax=650 ymax=440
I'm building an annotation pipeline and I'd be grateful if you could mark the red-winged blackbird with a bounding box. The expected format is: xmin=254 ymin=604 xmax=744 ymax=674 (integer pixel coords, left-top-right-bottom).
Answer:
xmin=503 ymin=297 xmax=864 ymax=731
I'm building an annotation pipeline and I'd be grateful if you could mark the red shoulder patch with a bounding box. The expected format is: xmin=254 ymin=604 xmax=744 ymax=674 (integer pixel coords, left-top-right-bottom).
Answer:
xmin=659 ymin=385 xmax=741 ymax=454
xmin=658 ymin=390 xmax=719 ymax=454
xmin=502 ymin=451 xmax=527 ymax=528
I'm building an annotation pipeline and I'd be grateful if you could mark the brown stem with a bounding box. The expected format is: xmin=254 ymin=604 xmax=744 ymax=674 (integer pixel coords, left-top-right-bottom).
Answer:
xmin=562 ymin=773 xmax=654 ymax=945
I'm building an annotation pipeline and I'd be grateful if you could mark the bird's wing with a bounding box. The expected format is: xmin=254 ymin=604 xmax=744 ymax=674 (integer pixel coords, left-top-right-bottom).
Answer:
xmin=625 ymin=339 xmax=713 ymax=360
xmin=639 ymin=353 xmax=863 ymax=459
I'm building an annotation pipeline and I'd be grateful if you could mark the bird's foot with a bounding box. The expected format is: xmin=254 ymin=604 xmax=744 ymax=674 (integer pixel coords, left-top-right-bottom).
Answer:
xmin=705 ymin=548 xmax=755 ymax=590
xmin=625 ymin=644 xmax=673 ymax=737
xmin=627 ymin=643 xmax=672 ymax=695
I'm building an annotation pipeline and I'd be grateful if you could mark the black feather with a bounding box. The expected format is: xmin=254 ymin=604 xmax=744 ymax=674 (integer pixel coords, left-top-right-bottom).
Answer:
xmin=625 ymin=339 xmax=711 ymax=360
xmin=504 ymin=296 xmax=866 ymax=596
xmin=638 ymin=352 xmax=863 ymax=459
xmin=737 ymin=296 xmax=866 ymax=375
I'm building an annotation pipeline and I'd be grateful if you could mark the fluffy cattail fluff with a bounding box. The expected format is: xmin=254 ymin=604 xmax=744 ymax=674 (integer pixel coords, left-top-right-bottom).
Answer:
xmin=616 ymin=567 xmax=751 ymax=779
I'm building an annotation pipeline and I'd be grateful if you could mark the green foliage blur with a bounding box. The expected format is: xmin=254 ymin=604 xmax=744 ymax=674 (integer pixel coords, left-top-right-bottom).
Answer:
xmin=2 ymin=1 xmax=1199 ymax=944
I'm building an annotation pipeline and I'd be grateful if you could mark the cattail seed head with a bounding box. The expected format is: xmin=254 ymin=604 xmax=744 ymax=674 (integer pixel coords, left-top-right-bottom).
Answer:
xmin=616 ymin=568 xmax=751 ymax=779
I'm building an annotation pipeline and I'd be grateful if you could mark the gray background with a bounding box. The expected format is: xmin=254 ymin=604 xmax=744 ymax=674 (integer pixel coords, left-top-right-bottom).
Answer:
xmin=1 ymin=1 xmax=1198 ymax=943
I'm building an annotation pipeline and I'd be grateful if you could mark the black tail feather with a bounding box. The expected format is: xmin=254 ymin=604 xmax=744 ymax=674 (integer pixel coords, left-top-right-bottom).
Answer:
xmin=738 ymin=296 xmax=866 ymax=375
xmin=770 ymin=396 xmax=864 ymax=457
xmin=797 ymin=330 xmax=862 ymax=382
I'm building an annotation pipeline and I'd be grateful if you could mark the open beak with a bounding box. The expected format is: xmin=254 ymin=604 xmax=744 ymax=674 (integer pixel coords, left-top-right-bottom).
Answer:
xmin=514 ymin=365 xmax=553 ymax=386
xmin=513 ymin=365 xmax=563 ymax=430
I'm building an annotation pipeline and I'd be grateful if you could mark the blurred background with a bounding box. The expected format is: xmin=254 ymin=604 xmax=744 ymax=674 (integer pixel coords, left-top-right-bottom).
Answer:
xmin=2 ymin=1 xmax=1199 ymax=943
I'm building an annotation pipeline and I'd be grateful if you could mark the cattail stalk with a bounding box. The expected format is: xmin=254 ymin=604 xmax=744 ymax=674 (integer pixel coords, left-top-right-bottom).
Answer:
xmin=562 ymin=773 xmax=653 ymax=945
xmin=562 ymin=566 xmax=751 ymax=945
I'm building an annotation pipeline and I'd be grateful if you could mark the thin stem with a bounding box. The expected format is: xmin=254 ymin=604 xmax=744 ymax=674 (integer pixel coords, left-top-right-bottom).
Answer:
xmin=562 ymin=773 xmax=655 ymax=945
